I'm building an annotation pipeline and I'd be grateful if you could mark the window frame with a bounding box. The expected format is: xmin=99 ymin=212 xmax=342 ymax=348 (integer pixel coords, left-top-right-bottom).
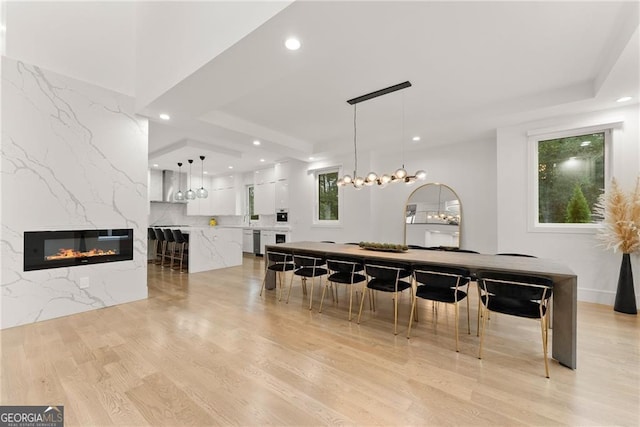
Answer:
xmin=527 ymin=123 xmax=614 ymax=234
xmin=313 ymin=167 xmax=342 ymax=226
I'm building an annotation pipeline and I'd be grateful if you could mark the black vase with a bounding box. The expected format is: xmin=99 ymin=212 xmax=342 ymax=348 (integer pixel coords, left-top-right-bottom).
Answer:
xmin=614 ymin=253 xmax=637 ymax=315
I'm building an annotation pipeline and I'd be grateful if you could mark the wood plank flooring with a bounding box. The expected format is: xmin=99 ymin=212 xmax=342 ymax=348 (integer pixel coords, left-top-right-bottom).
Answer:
xmin=1 ymin=255 xmax=639 ymax=426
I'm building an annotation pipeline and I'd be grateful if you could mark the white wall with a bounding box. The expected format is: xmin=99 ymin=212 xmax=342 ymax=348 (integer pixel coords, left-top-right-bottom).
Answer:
xmin=285 ymin=138 xmax=497 ymax=253
xmin=5 ymin=1 xmax=136 ymax=96
xmin=496 ymin=104 xmax=640 ymax=305
xmin=370 ymin=139 xmax=498 ymax=253
xmin=135 ymin=1 xmax=292 ymax=109
xmin=1 ymin=57 xmax=148 ymax=329
xmin=286 ymin=155 xmax=372 ymax=244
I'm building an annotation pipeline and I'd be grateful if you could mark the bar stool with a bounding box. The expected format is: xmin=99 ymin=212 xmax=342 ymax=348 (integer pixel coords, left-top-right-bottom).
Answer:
xmin=154 ymin=228 xmax=166 ymax=265
xmin=162 ymin=229 xmax=175 ymax=267
xmin=171 ymin=229 xmax=189 ymax=272
xmin=148 ymin=228 xmax=157 ymax=263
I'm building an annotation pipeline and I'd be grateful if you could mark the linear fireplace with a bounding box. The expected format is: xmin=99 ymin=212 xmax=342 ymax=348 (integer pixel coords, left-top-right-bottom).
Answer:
xmin=24 ymin=229 xmax=134 ymax=271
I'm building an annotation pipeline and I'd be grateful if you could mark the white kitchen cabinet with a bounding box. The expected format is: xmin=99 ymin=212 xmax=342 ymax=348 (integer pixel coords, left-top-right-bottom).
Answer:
xmin=260 ymin=230 xmax=275 ymax=256
xmin=242 ymin=229 xmax=253 ymax=253
xmin=254 ymin=167 xmax=275 ymax=185
xmin=185 ymin=175 xmax=212 ymax=216
xmin=149 ymin=169 xmax=163 ymax=202
xmin=274 ymin=161 xmax=290 ymax=181
xmin=275 ymin=180 xmax=289 ymax=211
xmin=254 ymin=181 xmax=276 ymax=215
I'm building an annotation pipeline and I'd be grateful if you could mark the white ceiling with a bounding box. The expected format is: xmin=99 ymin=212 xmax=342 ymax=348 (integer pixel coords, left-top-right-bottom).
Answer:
xmin=143 ymin=1 xmax=640 ymax=175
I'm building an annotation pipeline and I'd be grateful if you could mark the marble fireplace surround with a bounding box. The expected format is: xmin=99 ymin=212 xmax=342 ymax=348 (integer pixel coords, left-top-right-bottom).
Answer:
xmin=1 ymin=57 xmax=149 ymax=329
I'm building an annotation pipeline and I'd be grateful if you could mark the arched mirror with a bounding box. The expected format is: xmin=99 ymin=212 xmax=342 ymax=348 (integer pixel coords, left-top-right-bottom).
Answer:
xmin=404 ymin=183 xmax=461 ymax=248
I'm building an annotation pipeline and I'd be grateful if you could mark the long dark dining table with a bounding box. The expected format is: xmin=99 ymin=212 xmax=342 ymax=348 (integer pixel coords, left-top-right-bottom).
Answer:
xmin=265 ymin=241 xmax=577 ymax=369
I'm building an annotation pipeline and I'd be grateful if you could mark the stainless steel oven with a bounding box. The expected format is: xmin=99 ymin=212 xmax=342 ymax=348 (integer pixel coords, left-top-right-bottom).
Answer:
xmin=276 ymin=211 xmax=288 ymax=223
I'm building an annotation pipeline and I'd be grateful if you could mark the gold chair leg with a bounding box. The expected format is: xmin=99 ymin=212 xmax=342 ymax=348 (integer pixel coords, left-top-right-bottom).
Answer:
xmin=357 ymin=284 xmax=368 ymax=324
xmin=348 ymin=284 xmax=354 ymax=321
xmin=541 ymin=315 xmax=550 ymax=378
xmin=319 ymin=281 xmax=328 ymax=313
xmin=393 ymin=292 xmax=399 ymax=335
xmin=407 ymin=293 xmax=418 ymax=338
xmin=309 ymin=276 xmax=316 ymax=310
xmin=478 ymin=305 xmax=488 ymax=359
xmin=259 ymin=271 xmax=267 ymax=296
xmin=454 ymin=301 xmax=459 ymax=352
xmin=466 ymin=294 xmax=471 ymax=334
xmin=277 ymin=272 xmax=283 ymax=301
xmin=286 ymin=272 xmax=295 ymax=304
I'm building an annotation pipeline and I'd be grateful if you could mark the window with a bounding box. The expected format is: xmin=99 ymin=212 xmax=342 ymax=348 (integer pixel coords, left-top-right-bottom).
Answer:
xmin=315 ymin=169 xmax=340 ymax=223
xmin=534 ymin=129 xmax=609 ymax=226
xmin=247 ymin=185 xmax=259 ymax=221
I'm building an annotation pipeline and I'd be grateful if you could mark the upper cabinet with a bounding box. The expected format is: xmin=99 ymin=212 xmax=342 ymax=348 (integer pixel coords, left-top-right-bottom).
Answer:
xmin=275 ymin=180 xmax=289 ymax=211
xmin=182 ymin=163 xmax=290 ymax=217
xmin=274 ymin=161 xmax=290 ymax=181
xmin=186 ymin=174 xmax=243 ymax=216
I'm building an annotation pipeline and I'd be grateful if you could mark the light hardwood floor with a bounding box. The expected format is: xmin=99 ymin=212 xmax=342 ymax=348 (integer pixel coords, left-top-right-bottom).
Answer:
xmin=1 ymin=255 xmax=639 ymax=426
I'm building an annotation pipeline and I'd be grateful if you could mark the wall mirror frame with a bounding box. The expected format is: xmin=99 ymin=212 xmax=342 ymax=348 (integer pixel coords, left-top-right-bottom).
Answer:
xmin=404 ymin=183 xmax=462 ymax=248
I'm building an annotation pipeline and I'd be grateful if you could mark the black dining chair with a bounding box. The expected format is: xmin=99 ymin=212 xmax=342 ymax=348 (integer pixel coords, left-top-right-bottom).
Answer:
xmin=357 ymin=263 xmax=413 ymax=335
xmin=260 ymin=251 xmax=295 ymax=301
xmin=476 ymin=270 xmax=554 ymax=378
xmin=320 ymin=259 xmax=366 ymax=321
xmin=287 ymin=255 xmax=328 ymax=310
xmin=407 ymin=265 xmax=471 ymax=352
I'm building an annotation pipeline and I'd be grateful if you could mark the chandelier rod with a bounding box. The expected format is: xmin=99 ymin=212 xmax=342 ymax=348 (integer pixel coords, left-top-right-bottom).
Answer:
xmin=353 ymin=104 xmax=358 ymax=177
xmin=347 ymin=81 xmax=412 ymax=105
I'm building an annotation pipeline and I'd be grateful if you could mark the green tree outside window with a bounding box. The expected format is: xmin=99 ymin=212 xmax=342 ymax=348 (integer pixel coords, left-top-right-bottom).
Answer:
xmin=538 ymin=132 xmax=605 ymax=223
xmin=318 ymin=171 xmax=339 ymax=221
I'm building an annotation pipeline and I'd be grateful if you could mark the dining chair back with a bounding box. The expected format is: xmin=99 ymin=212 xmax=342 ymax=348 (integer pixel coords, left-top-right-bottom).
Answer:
xmin=358 ymin=263 xmax=413 ymax=335
xmin=476 ymin=270 xmax=554 ymax=377
xmin=407 ymin=265 xmax=471 ymax=351
xmin=320 ymin=259 xmax=366 ymax=320
xmin=260 ymin=251 xmax=295 ymax=300
xmin=287 ymin=255 xmax=328 ymax=310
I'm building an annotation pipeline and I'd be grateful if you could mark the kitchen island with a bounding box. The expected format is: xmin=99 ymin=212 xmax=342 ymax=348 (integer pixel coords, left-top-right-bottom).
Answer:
xmin=152 ymin=226 xmax=243 ymax=273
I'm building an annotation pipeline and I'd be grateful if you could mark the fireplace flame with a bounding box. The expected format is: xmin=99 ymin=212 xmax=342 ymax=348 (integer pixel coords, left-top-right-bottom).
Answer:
xmin=46 ymin=248 xmax=117 ymax=260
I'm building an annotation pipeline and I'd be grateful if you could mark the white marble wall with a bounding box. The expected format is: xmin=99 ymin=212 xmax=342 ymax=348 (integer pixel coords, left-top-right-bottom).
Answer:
xmin=1 ymin=57 xmax=148 ymax=329
xmin=149 ymin=202 xmax=209 ymax=227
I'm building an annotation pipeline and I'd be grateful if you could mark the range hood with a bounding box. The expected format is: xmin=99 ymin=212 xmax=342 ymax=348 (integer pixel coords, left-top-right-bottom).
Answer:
xmin=162 ymin=170 xmax=187 ymax=203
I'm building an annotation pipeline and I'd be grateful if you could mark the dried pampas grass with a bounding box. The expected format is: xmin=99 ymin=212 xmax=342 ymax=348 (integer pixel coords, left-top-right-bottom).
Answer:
xmin=594 ymin=176 xmax=640 ymax=254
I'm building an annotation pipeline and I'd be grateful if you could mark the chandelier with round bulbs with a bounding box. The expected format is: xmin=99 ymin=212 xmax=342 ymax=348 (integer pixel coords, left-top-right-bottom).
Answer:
xmin=336 ymin=81 xmax=427 ymax=189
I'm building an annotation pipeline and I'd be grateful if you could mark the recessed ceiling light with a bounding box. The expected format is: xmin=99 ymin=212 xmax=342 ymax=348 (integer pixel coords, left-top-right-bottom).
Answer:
xmin=308 ymin=156 xmax=315 ymax=160
xmin=203 ymin=171 xmax=208 ymax=174
xmin=152 ymin=164 xmax=159 ymax=168
xmin=285 ymin=37 xmax=301 ymax=51
xmin=412 ymin=136 xmax=421 ymax=141
xmin=616 ymin=96 xmax=632 ymax=103
xmin=260 ymin=158 xmax=265 ymax=162
xmin=159 ymin=113 xmax=170 ymax=120
xmin=228 ymin=166 xmax=233 ymax=169
xmin=253 ymin=140 xmax=261 ymax=146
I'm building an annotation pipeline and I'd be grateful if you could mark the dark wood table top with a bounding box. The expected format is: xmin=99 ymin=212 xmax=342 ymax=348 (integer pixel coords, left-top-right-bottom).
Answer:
xmin=268 ymin=241 xmax=576 ymax=280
